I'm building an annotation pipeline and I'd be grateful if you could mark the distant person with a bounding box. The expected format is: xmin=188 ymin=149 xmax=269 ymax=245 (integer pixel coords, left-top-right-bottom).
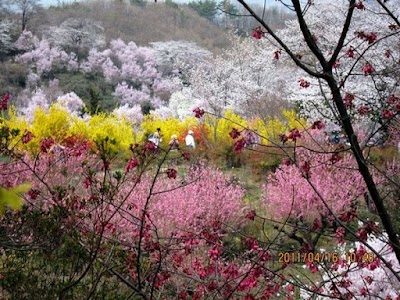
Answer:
xmin=169 ymin=134 xmax=179 ymax=150
xmin=149 ymin=132 xmax=162 ymax=148
xmin=152 ymin=132 xmax=161 ymax=148
xmin=185 ymin=130 xmax=196 ymax=149
xmin=244 ymin=129 xmax=258 ymax=148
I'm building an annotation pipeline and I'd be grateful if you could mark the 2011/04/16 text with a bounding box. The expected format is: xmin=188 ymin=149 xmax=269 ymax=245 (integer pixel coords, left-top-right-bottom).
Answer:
xmin=278 ymin=251 xmax=376 ymax=263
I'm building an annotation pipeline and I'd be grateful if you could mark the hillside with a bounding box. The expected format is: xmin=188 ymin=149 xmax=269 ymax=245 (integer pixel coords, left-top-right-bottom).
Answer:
xmin=29 ymin=0 xmax=232 ymax=53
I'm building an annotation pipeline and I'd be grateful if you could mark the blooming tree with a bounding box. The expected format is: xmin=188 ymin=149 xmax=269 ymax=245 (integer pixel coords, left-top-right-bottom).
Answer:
xmin=14 ymin=30 xmax=38 ymax=51
xmin=262 ymin=139 xmax=366 ymax=223
xmin=55 ymin=92 xmax=85 ymax=116
xmin=0 ymin=19 xmax=14 ymax=58
xmin=80 ymin=39 xmax=178 ymax=110
xmin=41 ymin=18 xmax=106 ymax=54
xmin=189 ymin=34 xmax=296 ymax=118
xmin=279 ymin=0 xmax=400 ymax=140
xmin=16 ymin=38 xmax=77 ymax=76
xmin=150 ymin=40 xmax=211 ymax=82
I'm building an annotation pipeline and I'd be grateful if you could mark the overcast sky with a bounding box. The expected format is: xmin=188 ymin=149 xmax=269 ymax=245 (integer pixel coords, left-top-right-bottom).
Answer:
xmin=39 ymin=0 xmax=278 ymax=8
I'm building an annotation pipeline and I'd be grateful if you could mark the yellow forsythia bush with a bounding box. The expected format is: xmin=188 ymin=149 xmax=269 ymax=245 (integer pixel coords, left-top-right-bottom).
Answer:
xmin=2 ymin=103 xmax=306 ymax=157
xmin=248 ymin=109 xmax=307 ymax=144
xmin=70 ymin=114 xmax=134 ymax=157
xmin=4 ymin=105 xmax=135 ymax=157
xmin=204 ymin=110 xmax=248 ymax=146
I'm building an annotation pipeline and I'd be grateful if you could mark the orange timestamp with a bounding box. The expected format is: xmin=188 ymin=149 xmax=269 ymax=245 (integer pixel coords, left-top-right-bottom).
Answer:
xmin=278 ymin=251 xmax=376 ymax=264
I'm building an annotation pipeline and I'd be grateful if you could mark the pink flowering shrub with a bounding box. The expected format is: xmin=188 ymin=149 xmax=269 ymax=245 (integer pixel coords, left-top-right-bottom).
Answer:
xmin=81 ymin=39 xmax=177 ymax=109
xmin=112 ymin=165 xmax=245 ymax=237
xmin=262 ymin=131 xmax=367 ymax=222
xmin=16 ymin=39 xmax=74 ymax=76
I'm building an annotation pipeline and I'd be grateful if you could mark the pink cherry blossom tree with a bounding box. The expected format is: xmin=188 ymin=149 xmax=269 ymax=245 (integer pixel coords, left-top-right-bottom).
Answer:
xmin=80 ymin=39 xmax=178 ymax=111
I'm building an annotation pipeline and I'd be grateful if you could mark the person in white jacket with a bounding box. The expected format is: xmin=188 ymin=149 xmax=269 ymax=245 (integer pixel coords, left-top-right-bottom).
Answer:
xmin=185 ymin=130 xmax=196 ymax=149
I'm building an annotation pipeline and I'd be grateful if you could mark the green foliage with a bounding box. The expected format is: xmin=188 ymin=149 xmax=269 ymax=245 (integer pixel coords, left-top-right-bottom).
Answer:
xmin=0 ymin=184 xmax=29 ymax=215
xmin=0 ymin=207 xmax=132 ymax=299
xmin=218 ymin=0 xmax=238 ymax=16
xmin=0 ymin=62 xmax=28 ymax=96
xmin=165 ymin=0 xmax=179 ymax=9
xmin=188 ymin=0 xmax=218 ymax=21
xmin=56 ymin=72 xmax=115 ymax=112
xmin=130 ymin=0 xmax=146 ymax=7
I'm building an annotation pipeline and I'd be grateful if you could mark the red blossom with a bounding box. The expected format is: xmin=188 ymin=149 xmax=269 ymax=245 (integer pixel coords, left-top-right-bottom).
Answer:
xmin=245 ymin=210 xmax=256 ymax=221
xmin=355 ymin=1 xmax=365 ymax=9
xmin=306 ymin=260 xmax=319 ymax=273
xmin=233 ymin=138 xmax=246 ymax=154
xmin=311 ymin=120 xmax=324 ymax=130
xmin=208 ymin=245 xmax=222 ymax=260
xmin=279 ymin=134 xmax=289 ymax=144
xmin=252 ymin=26 xmax=264 ymax=39
xmin=22 ymin=130 xmax=35 ymax=144
xmin=229 ymin=127 xmax=241 ymax=139
xmin=385 ymin=49 xmax=391 ymax=58
xmin=193 ymin=107 xmax=205 ymax=118
xmin=285 ymin=284 xmax=294 ymax=292
xmin=298 ymin=79 xmax=310 ymax=88
xmin=357 ymin=222 xmax=378 ymax=242
xmin=360 ymin=288 xmax=368 ymax=296
xmin=40 ymin=137 xmax=55 ymax=153
xmin=362 ymin=63 xmax=374 ymax=75
xmin=335 ymin=227 xmax=346 ymax=243
xmin=382 ymin=109 xmax=394 ymax=119
xmin=0 ymin=92 xmax=10 ymax=110
xmin=239 ymin=275 xmax=258 ymax=291
xmin=368 ymin=259 xmax=380 ymax=271
xmin=339 ymin=207 xmax=357 ymax=223
xmin=343 ymin=93 xmax=355 ymax=108
xmin=346 ymin=47 xmax=355 ymax=58
xmin=144 ymin=141 xmax=156 ymax=152
xmin=357 ymin=105 xmax=370 ymax=115
xmin=387 ymin=95 xmax=399 ymax=104
xmin=223 ymin=264 xmax=239 ymax=280
xmin=245 ymin=237 xmax=259 ymax=251
xmin=288 ymin=129 xmax=301 ymax=142
xmin=282 ymin=158 xmax=292 ymax=166
xmin=28 ymin=189 xmax=41 ymax=200
xmin=333 ymin=59 xmax=341 ymax=69
xmin=300 ymin=161 xmax=311 ymax=177
xmin=178 ymin=291 xmax=188 ymax=299
xmin=356 ymin=31 xmax=377 ymax=44
xmin=274 ymin=50 xmax=281 ymax=60
xmin=83 ymin=177 xmax=92 ymax=188
xmin=126 ymin=158 xmax=140 ymax=172
xmin=365 ymin=275 xmax=373 ymax=285
xmin=166 ymin=168 xmax=177 ymax=179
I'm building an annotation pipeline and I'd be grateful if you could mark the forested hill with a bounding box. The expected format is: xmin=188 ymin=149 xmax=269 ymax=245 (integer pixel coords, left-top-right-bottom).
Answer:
xmin=29 ymin=0 xmax=231 ymax=53
xmin=26 ymin=0 xmax=292 ymax=53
